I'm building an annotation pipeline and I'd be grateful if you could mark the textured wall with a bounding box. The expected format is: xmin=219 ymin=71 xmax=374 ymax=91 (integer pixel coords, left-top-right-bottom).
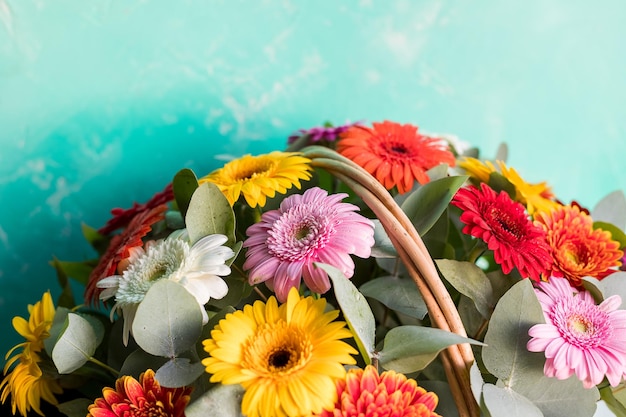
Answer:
xmin=1 ymin=0 xmax=625 ymax=365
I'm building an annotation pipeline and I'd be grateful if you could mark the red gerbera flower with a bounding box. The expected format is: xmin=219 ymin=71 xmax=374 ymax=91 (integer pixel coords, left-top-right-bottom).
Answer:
xmin=98 ymin=183 xmax=174 ymax=235
xmin=336 ymin=121 xmax=456 ymax=194
xmin=314 ymin=365 xmax=440 ymax=417
xmin=534 ymin=204 xmax=624 ymax=287
xmin=84 ymin=204 xmax=168 ymax=304
xmin=87 ymin=369 xmax=191 ymax=417
xmin=451 ymin=183 xmax=552 ymax=281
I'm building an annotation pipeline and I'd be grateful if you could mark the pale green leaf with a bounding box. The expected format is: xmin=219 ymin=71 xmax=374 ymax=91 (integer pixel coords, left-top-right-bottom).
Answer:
xmin=585 ymin=272 xmax=626 ymax=309
xmin=436 ymin=259 xmax=494 ymax=318
xmin=482 ymin=279 xmax=545 ymax=386
xmin=370 ymin=219 xmax=397 ymax=258
xmin=359 ymin=276 xmax=428 ymax=319
xmin=52 ymin=313 xmax=98 ymax=374
xmin=132 ymin=280 xmax=203 ymax=357
xmin=155 ymin=357 xmax=205 ymax=388
xmin=173 ymin=168 xmax=199 ymax=218
xmin=592 ymin=190 xmax=626 ymax=231
xmin=317 ymin=262 xmax=376 ymax=364
xmin=119 ymin=348 xmax=169 ymax=379
xmin=378 ymin=325 xmax=484 ymax=374
xmin=511 ymin=372 xmax=598 ymax=417
xmin=483 ymin=384 xmax=543 ymax=417
xmin=400 ymin=175 xmax=468 ymax=236
xmin=419 ymin=381 xmax=459 ymax=417
xmin=601 ymin=385 xmax=626 ymax=417
xmin=470 ymin=361 xmax=485 ymax=405
xmin=185 ymin=182 xmax=236 ymax=245
xmin=44 ymin=307 xmax=70 ymax=356
xmin=185 ymin=384 xmax=245 ymax=417
xmin=594 ymin=221 xmax=626 ymax=247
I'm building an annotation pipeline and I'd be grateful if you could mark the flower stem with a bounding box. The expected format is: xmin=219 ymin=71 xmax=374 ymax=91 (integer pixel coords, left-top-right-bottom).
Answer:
xmin=88 ymin=357 xmax=119 ymax=377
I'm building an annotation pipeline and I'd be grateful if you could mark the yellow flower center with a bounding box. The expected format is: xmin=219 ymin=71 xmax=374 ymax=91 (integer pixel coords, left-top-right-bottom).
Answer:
xmin=243 ymin=321 xmax=313 ymax=377
xmin=129 ymin=401 xmax=169 ymax=417
xmin=233 ymin=159 xmax=273 ymax=182
xmin=569 ymin=314 xmax=590 ymax=335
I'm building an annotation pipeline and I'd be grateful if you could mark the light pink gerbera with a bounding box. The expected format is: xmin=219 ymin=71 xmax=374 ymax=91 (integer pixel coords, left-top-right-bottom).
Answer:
xmin=243 ymin=187 xmax=375 ymax=302
xmin=527 ymin=276 xmax=626 ymax=388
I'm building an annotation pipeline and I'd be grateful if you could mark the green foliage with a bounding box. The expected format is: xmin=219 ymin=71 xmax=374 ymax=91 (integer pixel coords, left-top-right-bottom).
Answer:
xmin=185 ymin=182 xmax=236 ymax=246
xmin=401 ymin=175 xmax=468 ymax=236
xmin=436 ymin=259 xmax=494 ymax=319
xmin=320 ymin=262 xmax=376 ymax=365
xmin=359 ymin=276 xmax=428 ymax=319
xmin=378 ymin=325 xmax=484 ymax=374
xmin=173 ymin=168 xmax=200 ymax=218
xmin=52 ymin=313 xmax=98 ymax=374
xmin=132 ymin=280 xmax=203 ymax=358
xmin=186 ymin=384 xmax=245 ymax=417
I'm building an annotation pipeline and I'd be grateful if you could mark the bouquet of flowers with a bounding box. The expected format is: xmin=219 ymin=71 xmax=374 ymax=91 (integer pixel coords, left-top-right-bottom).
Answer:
xmin=2 ymin=120 xmax=625 ymax=417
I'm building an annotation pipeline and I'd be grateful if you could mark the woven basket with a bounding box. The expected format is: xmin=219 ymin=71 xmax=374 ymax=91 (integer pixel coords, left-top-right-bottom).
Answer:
xmin=302 ymin=146 xmax=479 ymax=417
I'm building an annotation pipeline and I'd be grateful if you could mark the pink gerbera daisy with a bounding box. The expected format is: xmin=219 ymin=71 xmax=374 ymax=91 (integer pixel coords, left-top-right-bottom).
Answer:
xmin=527 ymin=276 xmax=626 ymax=388
xmin=451 ymin=183 xmax=552 ymax=281
xmin=243 ymin=187 xmax=375 ymax=302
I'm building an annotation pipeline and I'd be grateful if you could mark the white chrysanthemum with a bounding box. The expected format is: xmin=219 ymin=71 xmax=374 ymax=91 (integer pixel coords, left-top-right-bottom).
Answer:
xmin=98 ymin=231 xmax=234 ymax=345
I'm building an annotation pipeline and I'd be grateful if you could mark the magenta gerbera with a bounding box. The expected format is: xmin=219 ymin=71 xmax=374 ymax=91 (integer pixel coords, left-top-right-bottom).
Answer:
xmin=527 ymin=276 xmax=626 ymax=388
xmin=243 ymin=186 xmax=375 ymax=302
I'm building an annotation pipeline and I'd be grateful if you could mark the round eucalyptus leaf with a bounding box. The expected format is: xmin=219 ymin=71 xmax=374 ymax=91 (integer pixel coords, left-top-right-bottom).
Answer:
xmin=155 ymin=357 xmax=206 ymax=388
xmin=132 ymin=279 xmax=203 ymax=357
xmin=185 ymin=182 xmax=236 ymax=245
xmin=317 ymin=262 xmax=376 ymax=364
xmin=482 ymin=279 xmax=545 ymax=385
xmin=483 ymin=384 xmax=542 ymax=417
xmin=185 ymin=383 xmax=245 ymax=417
xmin=52 ymin=313 xmax=98 ymax=374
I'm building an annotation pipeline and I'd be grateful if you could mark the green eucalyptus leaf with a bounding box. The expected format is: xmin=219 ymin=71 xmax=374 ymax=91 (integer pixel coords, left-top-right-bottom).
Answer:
xmin=470 ymin=361 xmax=485 ymax=405
xmin=482 ymin=384 xmax=543 ymax=417
xmin=155 ymin=357 xmax=206 ymax=388
xmin=359 ymin=277 xmax=428 ymax=319
xmin=378 ymin=325 xmax=484 ymax=374
xmin=45 ymin=307 xmax=71 ymax=356
xmin=132 ymin=280 xmax=203 ymax=357
xmin=592 ymin=190 xmax=626 ymax=231
xmin=400 ymin=175 xmax=468 ymax=235
xmin=52 ymin=313 xmax=98 ymax=374
xmin=584 ymin=272 xmax=626 ymax=309
xmin=76 ymin=312 xmax=106 ymax=348
xmin=317 ymin=262 xmax=376 ymax=364
xmin=611 ymin=383 xmax=626 ymax=413
xmin=81 ymin=223 xmax=109 ymax=254
xmin=436 ymin=259 xmax=494 ymax=319
xmin=511 ymin=372 xmax=598 ymax=417
xmin=370 ymin=219 xmax=398 ymax=258
xmin=56 ymin=398 xmax=94 ymax=417
xmin=185 ymin=182 xmax=236 ymax=246
xmin=593 ymin=221 xmax=626 ymax=248
xmin=173 ymin=168 xmax=199 ymax=219
xmin=119 ymin=348 xmax=169 ymax=379
xmin=482 ymin=279 xmax=545 ymax=385
xmin=185 ymin=383 xmax=245 ymax=417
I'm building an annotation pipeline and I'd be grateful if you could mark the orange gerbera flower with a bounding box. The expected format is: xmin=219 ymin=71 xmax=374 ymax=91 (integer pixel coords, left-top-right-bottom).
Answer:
xmin=87 ymin=369 xmax=191 ymax=417
xmin=84 ymin=204 xmax=168 ymax=304
xmin=315 ymin=365 xmax=440 ymax=417
xmin=534 ymin=204 xmax=624 ymax=287
xmin=337 ymin=121 xmax=456 ymax=194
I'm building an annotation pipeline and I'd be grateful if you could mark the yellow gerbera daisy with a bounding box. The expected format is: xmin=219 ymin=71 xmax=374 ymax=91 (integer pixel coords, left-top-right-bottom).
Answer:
xmin=199 ymin=151 xmax=313 ymax=208
xmin=202 ymin=287 xmax=357 ymax=417
xmin=459 ymin=157 xmax=560 ymax=214
xmin=1 ymin=292 xmax=62 ymax=416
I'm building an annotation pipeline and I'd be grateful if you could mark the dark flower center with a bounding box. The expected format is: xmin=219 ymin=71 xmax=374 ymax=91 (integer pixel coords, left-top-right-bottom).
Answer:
xmin=268 ymin=348 xmax=294 ymax=370
xmin=294 ymin=225 xmax=311 ymax=240
xmin=235 ymin=161 xmax=272 ymax=181
xmin=489 ymin=207 xmax=523 ymax=240
xmin=129 ymin=402 xmax=169 ymax=417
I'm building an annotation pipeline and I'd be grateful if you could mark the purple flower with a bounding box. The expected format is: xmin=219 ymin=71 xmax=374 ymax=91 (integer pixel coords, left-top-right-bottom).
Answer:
xmin=287 ymin=122 xmax=361 ymax=144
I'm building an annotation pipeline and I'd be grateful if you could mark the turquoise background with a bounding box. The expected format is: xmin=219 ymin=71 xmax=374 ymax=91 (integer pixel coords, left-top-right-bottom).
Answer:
xmin=1 ymin=0 xmax=625 ymax=367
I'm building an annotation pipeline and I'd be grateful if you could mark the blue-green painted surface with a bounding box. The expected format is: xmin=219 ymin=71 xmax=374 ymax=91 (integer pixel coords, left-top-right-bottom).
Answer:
xmin=1 ymin=1 xmax=625 ymax=362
